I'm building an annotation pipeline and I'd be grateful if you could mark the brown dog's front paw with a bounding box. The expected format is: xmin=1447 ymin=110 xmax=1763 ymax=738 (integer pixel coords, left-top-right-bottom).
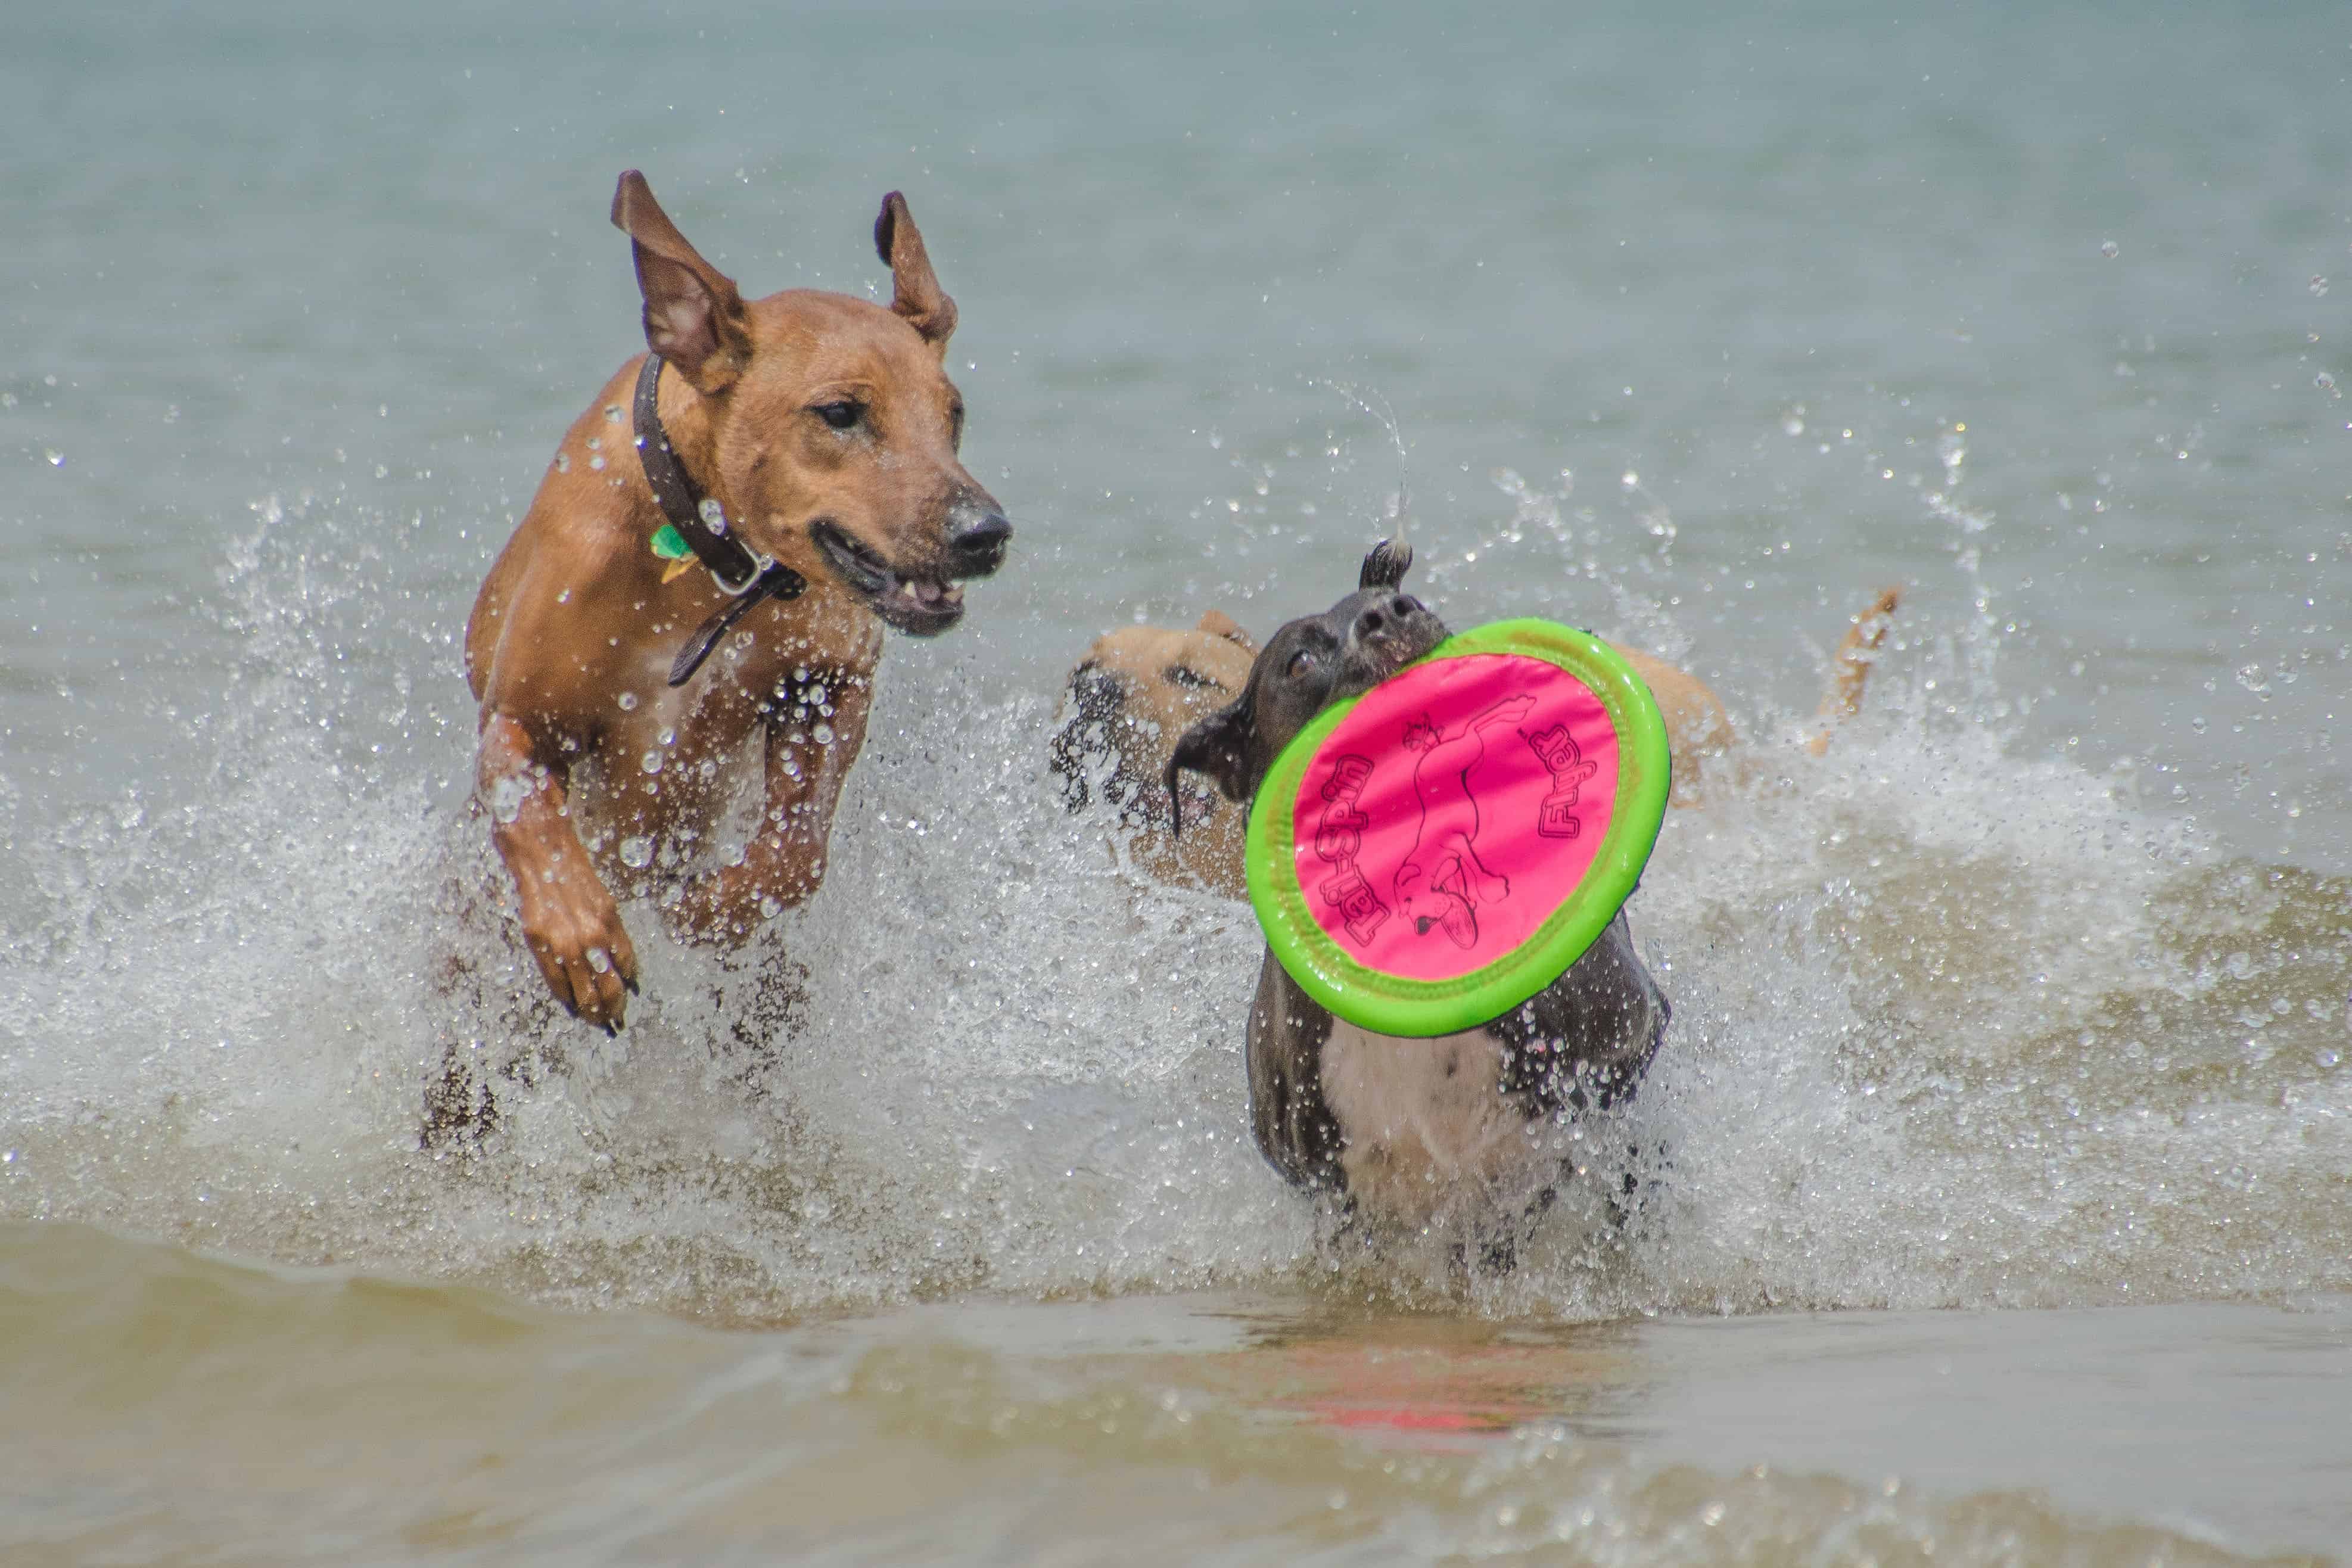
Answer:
xmin=518 ymin=876 xmax=640 ymax=1031
xmin=665 ymin=858 xmax=817 ymax=949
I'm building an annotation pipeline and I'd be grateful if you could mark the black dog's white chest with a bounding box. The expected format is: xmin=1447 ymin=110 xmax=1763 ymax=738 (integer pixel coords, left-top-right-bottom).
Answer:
xmin=1315 ymin=1019 xmax=1535 ymax=1230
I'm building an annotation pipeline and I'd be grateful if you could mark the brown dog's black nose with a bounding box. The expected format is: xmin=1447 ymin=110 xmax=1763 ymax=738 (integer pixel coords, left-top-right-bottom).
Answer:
xmin=947 ymin=507 xmax=1013 ymax=576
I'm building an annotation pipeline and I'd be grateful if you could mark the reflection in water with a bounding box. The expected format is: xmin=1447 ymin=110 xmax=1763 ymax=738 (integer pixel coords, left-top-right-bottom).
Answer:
xmin=1211 ymin=1308 xmax=1644 ymax=1440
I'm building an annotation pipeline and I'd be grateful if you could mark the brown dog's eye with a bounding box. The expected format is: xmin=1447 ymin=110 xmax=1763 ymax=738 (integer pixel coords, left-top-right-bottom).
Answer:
xmin=1162 ymin=664 xmax=1223 ymax=692
xmin=814 ymin=400 xmax=861 ymax=431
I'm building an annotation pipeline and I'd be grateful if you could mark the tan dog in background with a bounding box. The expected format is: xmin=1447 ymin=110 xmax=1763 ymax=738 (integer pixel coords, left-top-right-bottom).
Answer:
xmin=1051 ymin=588 xmax=1900 ymax=900
xmin=1049 ymin=609 xmax=1260 ymax=891
xmin=464 ymin=172 xmax=1010 ymax=1034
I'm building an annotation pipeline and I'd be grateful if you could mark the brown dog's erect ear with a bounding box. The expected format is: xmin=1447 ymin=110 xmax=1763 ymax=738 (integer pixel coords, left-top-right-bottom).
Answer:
xmin=1359 ymin=537 xmax=1414 ymax=592
xmin=1194 ymin=609 xmax=1257 ymax=653
xmin=611 ymin=170 xmax=752 ymax=395
xmin=873 ymin=191 xmax=959 ymax=349
xmin=1165 ymin=696 xmax=1257 ymax=837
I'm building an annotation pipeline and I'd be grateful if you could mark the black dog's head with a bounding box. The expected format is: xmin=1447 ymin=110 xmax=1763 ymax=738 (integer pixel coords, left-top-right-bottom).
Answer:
xmin=1165 ymin=539 xmax=1446 ymax=831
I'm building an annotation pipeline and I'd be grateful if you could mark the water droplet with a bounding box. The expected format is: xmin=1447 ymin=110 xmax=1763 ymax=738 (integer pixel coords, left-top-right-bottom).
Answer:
xmin=813 ymin=723 xmax=835 ymax=745
xmin=658 ymin=727 xmax=676 ymax=746
xmin=617 ymin=691 xmax=639 ymax=711
xmin=604 ymin=403 xmax=624 ymax=422
xmin=2313 ymin=276 xmax=2331 ymax=298
xmin=639 ymin=749 xmax=664 ymax=774
xmin=698 ymin=497 xmax=727 ymax=534
xmin=555 ymin=451 xmax=571 ymax=472
xmin=1782 ymin=413 xmax=1805 ymax=437
xmin=488 ymin=776 xmax=530 ymax=824
xmin=43 ymin=449 xmax=63 ymax=468
xmin=586 ymin=947 xmax=611 ymax=974
xmin=589 ymin=454 xmax=606 ymax=471
xmin=2317 ymin=372 xmax=2340 ymax=398
xmin=2190 ymin=715 xmax=2208 ymax=733
xmin=758 ymin=895 xmax=782 ymax=919
xmin=618 ymin=836 xmax=653 ymax=869
xmin=1620 ymin=471 xmax=1639 ymax=489
xmin=2099 ymin=239 xmax=2120 ymax=259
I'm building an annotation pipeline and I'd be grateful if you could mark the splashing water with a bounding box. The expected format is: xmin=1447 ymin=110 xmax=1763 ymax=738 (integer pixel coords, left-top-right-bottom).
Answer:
xmin=3 ymin=448 xmax=2350 ymax=1330
xmin=1322 ymin=379 xmax=1413 ymax=550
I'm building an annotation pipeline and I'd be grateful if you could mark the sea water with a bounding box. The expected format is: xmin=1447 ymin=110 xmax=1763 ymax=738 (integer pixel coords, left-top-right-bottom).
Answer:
xmin=4 ymin=2 xmax=2350 ymax=1561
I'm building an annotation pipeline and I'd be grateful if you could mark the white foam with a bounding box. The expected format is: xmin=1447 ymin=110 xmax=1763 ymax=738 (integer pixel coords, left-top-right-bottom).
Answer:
xmin=3 ymin=482 xmax=2348 ymax=1322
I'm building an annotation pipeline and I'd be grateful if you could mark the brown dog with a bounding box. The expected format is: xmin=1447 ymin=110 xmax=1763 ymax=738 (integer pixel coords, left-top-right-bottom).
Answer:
xmin=1052 ymin=587 xmax=1900 ymax=900
xmin=463 ymin=172 xmax=1009 ymax=1032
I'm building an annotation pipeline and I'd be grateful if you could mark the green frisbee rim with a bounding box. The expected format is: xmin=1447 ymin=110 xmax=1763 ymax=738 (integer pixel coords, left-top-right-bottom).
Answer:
xmin=1242 ymin=618 xmax=1671 ymax=1038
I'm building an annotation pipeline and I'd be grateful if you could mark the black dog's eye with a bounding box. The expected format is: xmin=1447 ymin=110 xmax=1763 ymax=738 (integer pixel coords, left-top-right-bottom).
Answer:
xmin=1162 ymin=664 xmax=1223 ymax=692
xmin=813 ymin=400 xmax=861 ymax=431
xmin=1286 ymin=649 xmax=1320 ymax=680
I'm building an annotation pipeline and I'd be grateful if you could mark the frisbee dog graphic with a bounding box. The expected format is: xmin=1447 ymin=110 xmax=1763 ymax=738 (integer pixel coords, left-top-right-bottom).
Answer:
xmin=1392 ymin=696 xmax=1534 ymax=950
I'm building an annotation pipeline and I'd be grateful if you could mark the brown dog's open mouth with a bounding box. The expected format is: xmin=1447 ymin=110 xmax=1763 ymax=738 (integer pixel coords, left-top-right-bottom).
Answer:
xmin=810 ymin=521 xmax=965 ymax=637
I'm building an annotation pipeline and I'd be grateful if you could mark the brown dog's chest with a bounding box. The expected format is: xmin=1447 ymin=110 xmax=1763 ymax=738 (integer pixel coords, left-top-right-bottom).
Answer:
xmin=561 ymin=587 xmax=881 ymax=879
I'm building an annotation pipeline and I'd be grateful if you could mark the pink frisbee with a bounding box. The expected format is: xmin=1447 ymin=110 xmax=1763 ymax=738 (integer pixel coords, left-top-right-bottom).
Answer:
xmin=1245 ymin=620 xmax=1671 ymax=1037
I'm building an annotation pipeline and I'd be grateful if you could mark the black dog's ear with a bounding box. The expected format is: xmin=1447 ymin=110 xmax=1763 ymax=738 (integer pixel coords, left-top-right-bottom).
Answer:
xmin=1164 ymin=696 xmax=1257 ymax=837
xmin=1359 ymin=537 xmax=1414 ymax=591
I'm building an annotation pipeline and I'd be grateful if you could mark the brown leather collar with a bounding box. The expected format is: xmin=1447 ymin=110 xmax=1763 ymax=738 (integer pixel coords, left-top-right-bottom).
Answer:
xmin=631 ymin=353 xmax=806 ymax=686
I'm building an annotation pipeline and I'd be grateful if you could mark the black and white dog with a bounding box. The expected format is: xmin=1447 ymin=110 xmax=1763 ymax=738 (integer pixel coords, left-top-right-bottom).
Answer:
xmin=1166 ymin=541 xmax=1668 ymax=1241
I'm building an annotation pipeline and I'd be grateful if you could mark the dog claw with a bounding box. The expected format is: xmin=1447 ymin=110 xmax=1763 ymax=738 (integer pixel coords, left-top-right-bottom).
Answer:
xmin=603 ymin=1022 xmax=619 ymax=1038
xmin=624 ymin=978 xmax=640 ymax=996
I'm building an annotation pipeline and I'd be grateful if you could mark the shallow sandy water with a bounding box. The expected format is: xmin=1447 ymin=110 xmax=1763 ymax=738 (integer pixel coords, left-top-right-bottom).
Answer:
xmin=4 ymin=1225 xmax=2342 ymax=1564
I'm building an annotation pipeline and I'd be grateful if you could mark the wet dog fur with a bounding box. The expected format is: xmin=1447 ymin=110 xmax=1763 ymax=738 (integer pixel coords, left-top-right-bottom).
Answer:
xmin=459 ymin=172 xmax=1009 ymax=1049
xmin=1056 ymin=583 xmax=1900 ymax=901
xmin=1163 ymin=542 xmax=1672 ymax=1245
xmin=1048 ymin=609 xmax=1261 ymax=891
